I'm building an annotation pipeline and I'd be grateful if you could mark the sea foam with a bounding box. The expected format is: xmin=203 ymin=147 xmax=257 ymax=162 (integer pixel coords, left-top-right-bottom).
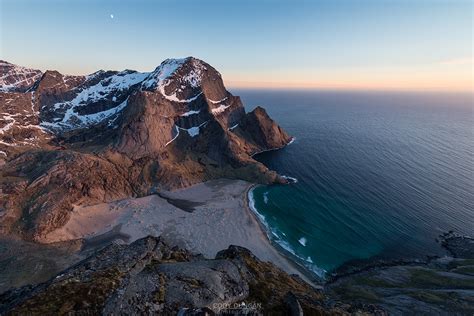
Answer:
xmin=248 ymin=187 xmax=326 ymax=278
xmin=263 ymin=191 xmax=269 ymax=204
xmin=281 ymin=175 xmax=298 ymax=183
xmin=298 ymin=237 xmax=307 ymax=247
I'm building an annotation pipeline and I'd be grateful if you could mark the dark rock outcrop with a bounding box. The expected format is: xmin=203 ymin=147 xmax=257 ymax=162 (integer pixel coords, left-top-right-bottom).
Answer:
xmin=439 ymin=231 xmax=474 ymax=259
xmin=0 ymin=57 xmax=293 ymax=241
xmin=0 ymin=236 xmax=351 ymax=315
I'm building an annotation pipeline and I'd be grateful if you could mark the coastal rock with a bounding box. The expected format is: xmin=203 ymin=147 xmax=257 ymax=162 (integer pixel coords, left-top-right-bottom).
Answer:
xmin=439 ymin=231 xmax=474 ymax=259
xmin=238 ymin=106 xmax=293 ymax=154
xmin=0 ymin=57 xmax=293 ymax=241
xmin=327 ymin=234 xmax=474 ymax=315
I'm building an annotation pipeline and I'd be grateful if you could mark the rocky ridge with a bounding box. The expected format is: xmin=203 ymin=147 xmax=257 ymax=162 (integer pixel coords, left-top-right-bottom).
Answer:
xmin=0 ymin=61 xmax=43 ymax=93
xmin=0 ymin=57 xmax=293 ymax=241
xmin=0 ymin=235 xmax=372 ymax=315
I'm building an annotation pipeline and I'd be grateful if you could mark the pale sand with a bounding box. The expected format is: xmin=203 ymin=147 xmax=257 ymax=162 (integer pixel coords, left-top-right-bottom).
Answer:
xmin=44 ymin=179 xmax=319 ymax=286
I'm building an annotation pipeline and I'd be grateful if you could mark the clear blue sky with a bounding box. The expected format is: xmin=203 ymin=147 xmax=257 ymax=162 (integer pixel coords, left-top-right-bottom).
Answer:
xmin=1 ymin=0 xmax=472 ymax=90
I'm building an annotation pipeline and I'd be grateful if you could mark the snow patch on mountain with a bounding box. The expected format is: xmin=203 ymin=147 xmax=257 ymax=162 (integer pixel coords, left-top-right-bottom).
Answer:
xmin=160 ymin=90 xmax=202 ymax=103
xmin=208 ymin=97 xmax=228 ymax=104
xmin=0 ymin=112 xmax=46 ymax=135
xmin=43 ymin=71 xmax=147 ymax=130
xmin=142 ymin=58 xmax=207 ymax=103
xmin=0 ymin=61 xmax=43 ymax=92
xmin=211 ymin=104 xmax=231 ymax=115
xmin=181 ymin=58 xmax=207 ymax=88
xmin=165 ymin=121 xmax=209 ymax=146
xmin=165 ymin=125 xmax=181 ymax=146
xmin=142 ymin=58 xmax=187 ymax=90
xmin=55 ymin=71 xmax=146 ymax=109
xmin=228 ymin=123 xmax=239 ymax=131
xmin=0 ymin=114 xmax=16 ymax=134
xmin=85 ymin=70 xmax=106 ymax=81
xmin=181 ymin=110 xmax=201 ymax=117
xmin=43 ymin=98 xmax=130 ymax=130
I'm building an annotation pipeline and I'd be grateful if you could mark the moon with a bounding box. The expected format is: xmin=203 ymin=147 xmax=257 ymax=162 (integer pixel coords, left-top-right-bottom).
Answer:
xmin=110 ymin=14 xmax=114 ymax=19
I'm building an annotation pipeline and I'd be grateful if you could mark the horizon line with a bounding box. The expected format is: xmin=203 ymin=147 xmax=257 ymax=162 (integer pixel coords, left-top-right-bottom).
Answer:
xmin=4 ymin=58 xmax=472 ymax=94
xmin=226 ymin=82 xmax=474 ymax=94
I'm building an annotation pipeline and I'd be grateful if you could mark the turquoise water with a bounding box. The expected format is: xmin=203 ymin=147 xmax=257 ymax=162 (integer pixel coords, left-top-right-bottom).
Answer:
xmin=235 ymin=90 xmax=473 ymax=277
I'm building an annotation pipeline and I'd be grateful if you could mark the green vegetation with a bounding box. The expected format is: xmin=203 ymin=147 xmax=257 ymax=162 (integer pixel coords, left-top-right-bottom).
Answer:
xmin=409 ymin=291 xmax=474 ymax=314
xmin=351 ymin=275 xmax=397 ymax=288
xmin=408 ymin=268 xmax=474 ymax=289
xmin=452 ymin=266 xmax=474 ymax=276
xmin=409 ymin=291 xmax=456 ymax=304
xmin=333 ymin=285 xmax=380 ymax=303
xmin=153 ymin=273 xmax=167 ymax=304
xmin=227 ymin=248 xmax=326 ymax=315
xmin=11 ymin=268 xmax=123 ymax=315
xmin=447 ymin=259 xmax=474 ymax=269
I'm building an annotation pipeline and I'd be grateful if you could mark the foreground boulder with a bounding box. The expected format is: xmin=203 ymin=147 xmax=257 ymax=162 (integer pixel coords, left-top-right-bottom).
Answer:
xmin=0 ymin=57 xmax=292 ymax=241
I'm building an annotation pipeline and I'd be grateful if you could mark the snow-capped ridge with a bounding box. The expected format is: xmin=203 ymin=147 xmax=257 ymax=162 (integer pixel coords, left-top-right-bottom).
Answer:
xmin=141 ymin=57 xmax=213 ymax=103
xmin=0 ymin=61 xmax=43 ymax=92
xmin=85 ymin=70 xmax=106 ymax=81
xmin=42 ymin=70 xmax=148 ymax=131
xmin=141 ymin=58 xmax=189 ymax=90
xmin=2 ymin=57 xmax=231 ymax=135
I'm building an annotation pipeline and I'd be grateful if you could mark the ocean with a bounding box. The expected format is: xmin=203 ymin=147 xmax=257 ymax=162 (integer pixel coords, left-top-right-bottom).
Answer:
xmin=233 ymin=89 xmax=474 ymax=278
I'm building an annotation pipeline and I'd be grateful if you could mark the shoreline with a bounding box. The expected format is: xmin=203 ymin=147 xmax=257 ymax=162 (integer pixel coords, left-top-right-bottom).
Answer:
xmin=243 ymin=184 xmax=322 ymax=287
xmin=245 ymin=185 xmax=463 ymax=285
xmin=244 ymin=184 xmax=323 ymax=285
xmin=41 ymin=179 xmax=320 ymax=288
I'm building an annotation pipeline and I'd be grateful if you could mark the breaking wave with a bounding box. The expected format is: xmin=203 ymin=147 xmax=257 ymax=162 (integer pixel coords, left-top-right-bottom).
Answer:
xmin=263 ymin=191 xmax=269 ymax=204
xmin=281 ymin=175 xmax=298 ymax=183
xmin=248 ymin=187 xmax=326 ymax=278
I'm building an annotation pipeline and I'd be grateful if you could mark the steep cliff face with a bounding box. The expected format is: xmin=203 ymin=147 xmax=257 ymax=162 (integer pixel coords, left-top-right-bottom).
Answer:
xmin=241 ymin=106 xmax=293 ymax=151
xmin=0 ymin=57 xmax=292 ymax=240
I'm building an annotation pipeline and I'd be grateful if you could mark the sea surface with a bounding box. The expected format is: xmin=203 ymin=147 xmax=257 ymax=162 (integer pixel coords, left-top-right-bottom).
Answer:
xmin=233 ymin=89 xmax=474 ymax=277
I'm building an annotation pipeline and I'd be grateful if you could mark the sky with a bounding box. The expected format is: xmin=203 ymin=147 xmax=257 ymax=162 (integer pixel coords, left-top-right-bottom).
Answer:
xmin=0 ymin=0 xmax=472 ymax=91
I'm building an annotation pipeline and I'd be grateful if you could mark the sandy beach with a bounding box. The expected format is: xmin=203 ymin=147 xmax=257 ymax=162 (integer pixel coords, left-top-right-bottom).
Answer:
xmin=43 ymin=179 xmax=318 ymax=286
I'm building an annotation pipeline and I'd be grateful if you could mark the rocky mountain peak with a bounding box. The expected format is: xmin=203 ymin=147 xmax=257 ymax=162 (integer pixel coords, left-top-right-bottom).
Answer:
xmin=0 ymin=57 xmax=293 ymax=240
xmin=141 ymin=57 xmax=225 ymax=104
xmin=34 ymin=70 xmax=85 ymax=93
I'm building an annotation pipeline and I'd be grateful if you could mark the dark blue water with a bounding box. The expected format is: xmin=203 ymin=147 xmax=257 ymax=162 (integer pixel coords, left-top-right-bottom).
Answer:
xmin=233 ymin=89 xmax=474 ymax=277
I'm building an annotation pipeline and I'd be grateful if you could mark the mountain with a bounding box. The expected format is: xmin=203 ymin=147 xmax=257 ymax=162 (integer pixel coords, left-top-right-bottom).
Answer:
xmin=0 ymin=57 xmax=293 ymax=241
